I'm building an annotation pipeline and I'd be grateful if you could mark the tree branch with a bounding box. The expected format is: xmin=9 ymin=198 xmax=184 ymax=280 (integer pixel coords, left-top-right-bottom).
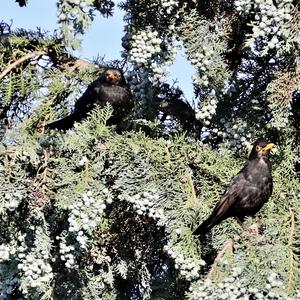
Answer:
xmin=207 ymin=235 xmax=240 ymax=278
xmin=57 ymin=58 xmax=92 ymax=71
xmin=0 ymin=50 xmax=46 ymax=80
xmin=287 ymin=208 xmax=296 ymax=294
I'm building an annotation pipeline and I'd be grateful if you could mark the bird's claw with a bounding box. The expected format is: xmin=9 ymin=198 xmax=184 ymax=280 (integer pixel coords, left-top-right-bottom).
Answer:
xmin=242 ymin=221 xmax=262 ymax=237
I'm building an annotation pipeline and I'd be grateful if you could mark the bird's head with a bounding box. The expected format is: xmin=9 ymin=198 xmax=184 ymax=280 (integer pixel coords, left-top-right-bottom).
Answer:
xmin=249 ymin=139 xmax=275 ymax=160
xmin=104 ymin=69 xmax=125 ymax=85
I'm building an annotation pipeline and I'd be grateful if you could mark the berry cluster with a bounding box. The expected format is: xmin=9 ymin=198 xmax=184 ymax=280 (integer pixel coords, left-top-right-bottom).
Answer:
xmin=164 ymin=242 xmax=206 ymax=281
xmin=265 ymin=272 xmax=284 ymax=290
xmin=190 ymin=47 xmax=222 ymax=126
xmin=123 ymin=26 xmax=176 ymax=99
xmin=191 ymin=47 xmax=215 ymax=89
xmin=19 ymin=151 xmax=30 ymax=162
xmin=125 ymin=67 xmax=151 ymax=100
xmin=160 ymin=0 xmax=178 ymax=15
xmin=0 ymin=244 xmax=10 ymax=262
xmin=235 ymin=0 xmax=293 ymax=54
xmin=195 ymin=94 xmax=218 ymax=126
xmin=0 ymin=276 xmax=20 ymax=300
xmin=220 ymin=121 xmax=254 ymax=153
xmin=187 ymin=269 xmax=290 ymax=300
xmin=2 ymin=191 xmax=22 ymax=213
xmin=118 ymin=191 xmax=167 ymax=226
xmin=234 ymin=0 xmax=252 ymax=14
xmin=68 ymin=190 xmax=111 ymax=248
xmin=16 ymin=234 xmax=53 ymax=293
xmin=0 ymin=244 xmax=17 ymax=298
xmin=58 ymin=238 xmax=76 ymax=269
xmin=205 ymin=118 xmax=255 ymax=154
xmin=126 ymin=28 xmax=163 ymax=66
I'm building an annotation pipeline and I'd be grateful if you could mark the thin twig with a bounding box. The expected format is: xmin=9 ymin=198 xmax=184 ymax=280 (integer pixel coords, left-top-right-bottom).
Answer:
xmin=42 ymin=149 xmax=49 ymax=185
xmin=84 ymin=159 xmax=89 ymax=189
xmin=287 ymin=208 xmax=296 ymax=294
xmin=207 ymin=236 xmax=240 ymax=278
xmin=34 ymin=149 xmax=49 ymax=185
xmin=187 ymin=174 xmax=197 ymax=202
xmin=0 ymin=50 xmax=46 ymax=80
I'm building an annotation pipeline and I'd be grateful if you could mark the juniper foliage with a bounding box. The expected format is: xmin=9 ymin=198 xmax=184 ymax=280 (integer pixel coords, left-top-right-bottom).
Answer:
xmin=0 ymin=1 xmax=299 ymax=299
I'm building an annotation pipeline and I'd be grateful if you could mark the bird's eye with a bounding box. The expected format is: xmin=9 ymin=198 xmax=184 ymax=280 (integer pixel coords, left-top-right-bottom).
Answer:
xmin=256 ymin=145 xmax=262 ymax=151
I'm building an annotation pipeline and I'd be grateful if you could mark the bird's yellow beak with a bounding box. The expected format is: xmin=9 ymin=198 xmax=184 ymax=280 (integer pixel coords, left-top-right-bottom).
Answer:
xmin=262 ymin=143 xmax=275 ymax=151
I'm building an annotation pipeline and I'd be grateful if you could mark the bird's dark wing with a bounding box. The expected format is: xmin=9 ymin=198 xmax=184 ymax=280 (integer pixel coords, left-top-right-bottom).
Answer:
xmin=193 ymin=192 xmax=238 ymax=235
xmin=74 ymin=79 xmax=105 ymax=112
xmin=46 ymin=79 xmax=107 ymax=130
xmin=193 ymin=171 xmax=246 ymax=235
xmin=74 ymin=81 xmax=132 ymax=122
xmin=45 ymin=73 xmax=133 ymax=130
xmin=102 ymin=85 xmax=133 ymax=124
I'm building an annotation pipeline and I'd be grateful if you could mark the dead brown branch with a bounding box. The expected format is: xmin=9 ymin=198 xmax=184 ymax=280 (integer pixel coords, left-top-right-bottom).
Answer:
xmin=0 ymin=50 xmax=47 ymax=80
xmin=58 ymin=58 xmax=92 ymax=71
xmin=207 ymin=235 xmax=240 ymax=278
xmin=287 ymin=208 xmax=296 ymax=294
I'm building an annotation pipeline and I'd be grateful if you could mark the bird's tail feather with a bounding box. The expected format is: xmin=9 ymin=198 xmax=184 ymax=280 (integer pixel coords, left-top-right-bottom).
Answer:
xmin=193 ymin=212 xmax=225 ymax=235
xmin=193 ymin=218 xmax=214 ymax=235
xmin=46 ymin=114 xmax=76 ymax=130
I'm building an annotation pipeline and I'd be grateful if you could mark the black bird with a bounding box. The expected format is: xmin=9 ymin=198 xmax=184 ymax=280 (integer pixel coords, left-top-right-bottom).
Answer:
xmin=193 ymin=139 xmax=275 ymax=235
xmin=15 ymin=0 xmax=27 ymax=7
xmin=46 ymin=68 xmax=133 ymax=130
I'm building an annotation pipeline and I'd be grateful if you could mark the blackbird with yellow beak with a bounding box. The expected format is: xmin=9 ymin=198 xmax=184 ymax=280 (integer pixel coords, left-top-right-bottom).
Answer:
xmin=193 ymin=139 xmax=275 ymax=235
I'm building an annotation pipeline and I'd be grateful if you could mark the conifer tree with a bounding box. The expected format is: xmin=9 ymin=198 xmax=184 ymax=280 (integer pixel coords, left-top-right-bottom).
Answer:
xmin=0 ymin=1 xmax=299 ymax=299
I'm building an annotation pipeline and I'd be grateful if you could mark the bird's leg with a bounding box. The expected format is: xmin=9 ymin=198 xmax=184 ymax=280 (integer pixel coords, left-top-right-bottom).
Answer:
xmin=240 ymin=216 xmax=262 ymax=238
xmin=247 ymin=216 xmax=262 ymax=236
xmin=235 ymin=217 xmax=245 ymax=229
xmin=236 ymin=216 xmax=261 ymax=237
xmin=246 ymin=224 xmax=259 ymax=236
